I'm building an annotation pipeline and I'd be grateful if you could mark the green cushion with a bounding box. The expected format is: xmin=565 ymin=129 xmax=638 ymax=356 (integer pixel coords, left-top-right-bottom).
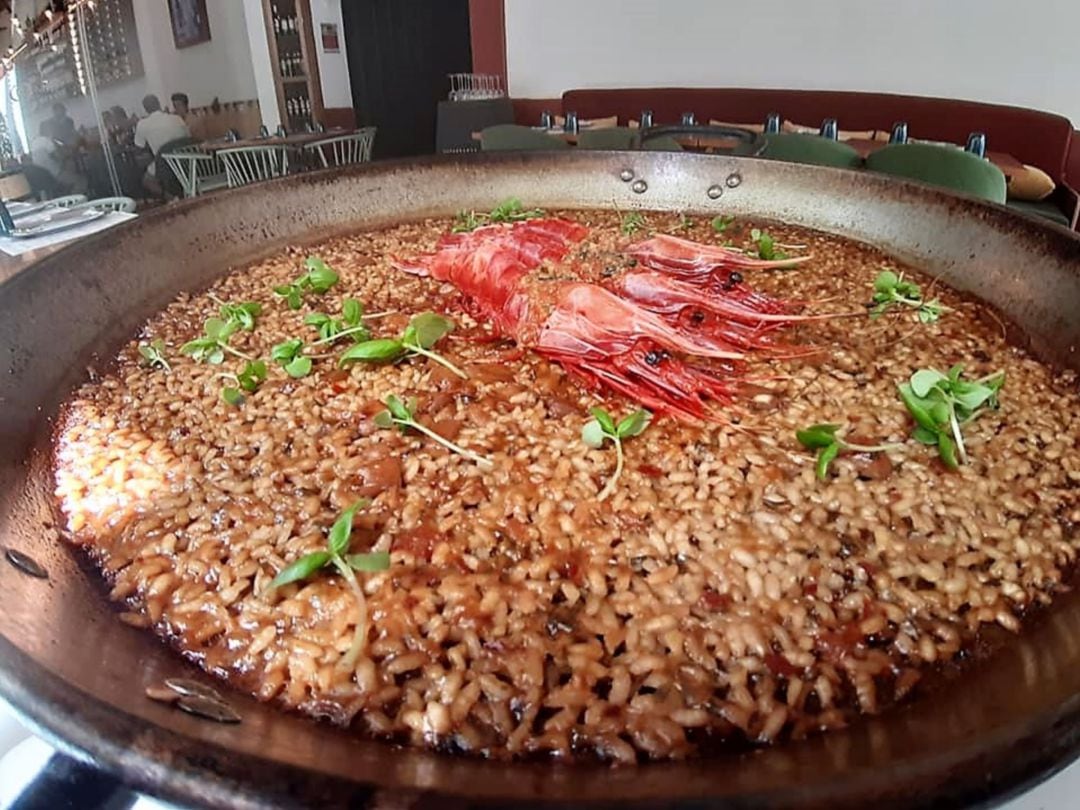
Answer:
xmin=762 ymin=133 xmax=862 ymax=169
xmin=480 ymin=125 xmax=570 ymax=152
xmin=576 ymin=127 xmax=638 ymax=150
xmin=640 ymin=135 xmax=684 ymax=152
xmin=1006 ymin=199 xmax=1071 ymax=227
xmin=866 ymin=143 xmax=1007 ymax=203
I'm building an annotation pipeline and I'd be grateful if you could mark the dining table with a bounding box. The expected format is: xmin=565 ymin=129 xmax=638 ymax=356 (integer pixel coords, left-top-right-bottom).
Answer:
xmin=198 ymin=128 xmax=349 ymax=153
xmin=0 ymin=201 xmax=137 ymax=282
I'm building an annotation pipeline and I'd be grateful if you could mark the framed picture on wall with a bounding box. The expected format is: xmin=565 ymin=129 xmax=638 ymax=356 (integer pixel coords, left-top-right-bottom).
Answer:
xmin=321 ymin=23 xmax=340 ymax=53
xmin=167 ymin=0 xmax=211 ymax=49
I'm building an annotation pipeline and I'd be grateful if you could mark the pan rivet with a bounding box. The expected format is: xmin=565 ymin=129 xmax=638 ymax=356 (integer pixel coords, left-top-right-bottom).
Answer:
xmin=630 ymin=179 xmax=648 ymax=194
xmin=4 ymin=548 xmax=48 ymax=579
xmin=706 ymin=184 xmax=723 ymax=199
xmin=619 ymin=169 xmax=635 ymax=182
xmin=726 ymin=172 xmax=742 ymax=188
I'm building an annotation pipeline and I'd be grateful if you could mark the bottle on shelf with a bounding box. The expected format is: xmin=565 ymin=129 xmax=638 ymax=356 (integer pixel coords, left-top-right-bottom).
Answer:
xmin=272 ymin=10 xmax=280 ymax=34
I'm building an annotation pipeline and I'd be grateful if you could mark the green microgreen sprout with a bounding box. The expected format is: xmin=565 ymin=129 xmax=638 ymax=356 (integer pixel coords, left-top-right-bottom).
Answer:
xmin=219 ymin=360 xmax=268 ymax=406
xmin=269 ymin=499 xmax=390 ymax=666
xmin=621 ymin=211 xmax=647 ymax=236
xmin=452 ymin=198 xmax=544 ymax=233
xmin=581 ymin=407 xmax=652 ymax=501
xmin=796 ymin=424 xmax=904 ymax=481
xmin=305 ymin=297 xmax=370 ymax=346
xmin=711 ymin=214 xmax=735 ymax=233
xmin=870 ymin=269 xmax=947 ymax=323
xmin=338 ymin=311 xmax=465 ymax=379
xmin=898 ymin=365 xmax=1005 ymax=469
xmin=374 ymin=394 xmax=492 ymax=468
xmin=209 ymin=295 xmax=262 ymax=331
xmin=270 ymin=338 xmax=314 ymax=378
xmin=180 ymin=317 xmax=254 ymax=365
xmin=137 ymin=338 xmax=170 ymax=372
xmin=675 ymin=213 xmax=694 ymax=232
xmin=749 ymin=228 xmax=787 ymax=261
xmin=273 ymin=256 xmax=340 ymax=310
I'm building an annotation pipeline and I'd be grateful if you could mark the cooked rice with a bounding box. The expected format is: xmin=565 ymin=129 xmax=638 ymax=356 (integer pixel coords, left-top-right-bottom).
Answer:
xmin=53 ymin=211 xmax=1080 ymax=762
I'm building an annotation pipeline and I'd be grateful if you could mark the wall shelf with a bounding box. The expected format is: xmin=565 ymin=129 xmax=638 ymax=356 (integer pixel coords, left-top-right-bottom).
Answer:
xmin=262 ymin=0 xmax=324 ymax=130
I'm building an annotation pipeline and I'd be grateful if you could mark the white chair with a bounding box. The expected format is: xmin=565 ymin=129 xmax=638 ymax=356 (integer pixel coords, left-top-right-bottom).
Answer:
xmin=303 ymin=128 xmax=377 ymax=168
xmin=72 ymin=196 xmax=136 ymax=213
xmin=216 ymin=145 xmax=289 ymax=188
xmin=50 ymin=194 xmax=88 ymax=208
xmin=161 ymin=146 xmax=228 ymax=198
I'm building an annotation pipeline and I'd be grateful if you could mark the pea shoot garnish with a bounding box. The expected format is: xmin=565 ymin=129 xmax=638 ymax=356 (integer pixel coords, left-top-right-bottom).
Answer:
xmin=898 ymin=365 xmax=1005 ymax=469
xmin=796 ymin=424 xmax=902 ymax=480
xmin=273 ymin=256 xmax=340 ymax=310
xmin=137 ymin=339 xmax=170 ymax=371
xmin=711 ymin=214 xmax=734 ymax=233
xmin=269 ymin=500 xmax=390 ymax=666
xmin=219 ymin=360 xmax=267 ymax=406
xmin=452 ymin=198 xmax=544 ymax=233
xmin=871 ymin=269 xmax=946 ymax=323
xmin=749 ymin=228 xmax=786 ymax=261
xmin=374 ymin=394 xmax=492 ymax=468
xmin=339 ymin=311 xmax=465 ymax=379
xmin=209 ymin=295 xmax=262 ymax=331
xmin=621 ymin=212 xmax=647 ymax=236
xmin=305 ymin=298 xmax=370 ymax=345
xmin=270 ymin=338 xmax=313 ymax=378
xmin=180 ymin=318 xmax=254 ymax=365
xmin=581 ymin=407 xmax=651 ymax=501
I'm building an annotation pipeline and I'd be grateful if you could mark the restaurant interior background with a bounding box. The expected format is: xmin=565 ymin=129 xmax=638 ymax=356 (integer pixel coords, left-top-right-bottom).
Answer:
xmin=1 ymin=0 xmax=1080 ymax=807
xmin=0 ymin=0 xmax=1076 ymax=215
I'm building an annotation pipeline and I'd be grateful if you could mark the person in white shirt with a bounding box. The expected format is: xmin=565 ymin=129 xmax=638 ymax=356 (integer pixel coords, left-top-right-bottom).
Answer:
xmin=133 ymin=94 xmax=191 ymax=195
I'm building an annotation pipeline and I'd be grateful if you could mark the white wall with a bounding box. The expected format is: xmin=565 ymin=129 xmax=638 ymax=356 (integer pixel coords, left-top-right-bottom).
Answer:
xmin=242 ymin=0 xmax=280 ymax=128
xmin=506 ymin=0 xmax=1080 ymax=125
xmin=308 ymin=0 xmax=352 ymax=109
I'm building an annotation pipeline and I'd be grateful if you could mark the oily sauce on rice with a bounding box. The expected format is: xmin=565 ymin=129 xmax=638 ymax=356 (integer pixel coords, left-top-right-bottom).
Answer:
xmin=52 ymin=210 xmax=1080 ymax=762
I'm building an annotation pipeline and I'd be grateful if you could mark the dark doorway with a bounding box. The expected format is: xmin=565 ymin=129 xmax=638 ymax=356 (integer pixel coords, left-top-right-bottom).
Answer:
xmin=342 ymin=0 xmax=472 ymax=158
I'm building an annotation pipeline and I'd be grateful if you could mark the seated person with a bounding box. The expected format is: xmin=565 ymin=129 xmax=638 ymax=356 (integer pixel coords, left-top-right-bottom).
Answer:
xmin=134 ymin=94 xmax=191 ymax=196
xmin=170 ymin=91 xmax=206 ymax=141
xmin=47 ymin=103 xmax=78 ymax=147
xmin=26 ymin=120 xmax=83 ymax=197
xmin=105 ymin=105 xmax=135 ymax=147
xmin=30 ymin=121 xmax=63 ymax=181
xmin=171 ymin=92 xmax=190 ymax=118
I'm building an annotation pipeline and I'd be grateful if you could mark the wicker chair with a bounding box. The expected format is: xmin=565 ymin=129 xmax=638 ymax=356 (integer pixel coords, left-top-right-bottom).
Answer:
xmin=73 ymin=196 xmax=137 ymax=213
xmin=49 ymin=194 xmax=88 ymax=208
xmin=303 ymin=128 xmax=377 ymax=168
xmin=216 ymin=145 xmax=289 ymax=189
xmin=161 ymin=145 xmax=229 ymax=198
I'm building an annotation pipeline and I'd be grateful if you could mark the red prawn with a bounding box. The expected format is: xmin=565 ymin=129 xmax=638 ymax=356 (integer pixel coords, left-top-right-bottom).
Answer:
xmin=394 ymin=219 xmax=816 ymax=421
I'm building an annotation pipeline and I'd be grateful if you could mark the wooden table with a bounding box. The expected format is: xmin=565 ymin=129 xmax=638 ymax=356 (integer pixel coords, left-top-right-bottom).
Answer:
xmin=199 ymin=128 xmax=348 ymax=153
